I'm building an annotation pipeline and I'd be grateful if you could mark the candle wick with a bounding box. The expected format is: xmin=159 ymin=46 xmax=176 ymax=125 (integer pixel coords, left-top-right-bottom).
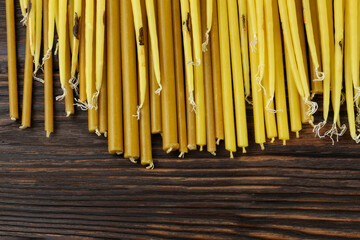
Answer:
xmin=216 ymin=139 xmax=221 ymax=145
xmin=56 ymin=86 xmax=67 ymax=101
xmin=20 ymin=12 xmax=29 ymax=26
xmin=324 ymin=123 xmax=347 ymax=145
xmin=202 ymin=28 xmax=211 ymax=52
xmin=178 ymin=152 xmax=185 ymax=158
xmin=146 ymin=162 xmax=155 ymax=170
xmin=314 ymin=66 xmax=325 ymax=82
xmin=312 ymin=120 xmax=327 ymax=138
xmin=303 ymin=97 xmax=318 ymax=116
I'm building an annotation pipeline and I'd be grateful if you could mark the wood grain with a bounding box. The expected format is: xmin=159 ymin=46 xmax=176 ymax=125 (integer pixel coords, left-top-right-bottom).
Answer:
xmin=0 ymin=1 xmax=360 ymax=239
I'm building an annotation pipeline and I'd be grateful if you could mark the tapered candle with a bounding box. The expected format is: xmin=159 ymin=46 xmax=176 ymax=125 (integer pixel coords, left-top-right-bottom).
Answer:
xmin=139 ymin=0 xmax=153 ymax=168
xmin=85 ymin=0 xmax=95 ymax=108
xmin=88 ymin=22 xmax=98 ymax=134
xmin=325 ymin=0 xmax=345 ymax=142
xmin=106 ymin=0 xmax=123 ymax=154
xmin=247 ymin=0 xmax=266 ymax=149
xmin=34 ymin=0 xmax=42 ymax=71
xmin=121 ymin=0 xmax=140 ymax=161
xmin=43 ymin=0 xmax=54 ymax=137
xmin=149 ymin=42 xmax=162 ymax=134
xmin=227 ymin=0 xmax=248 ymax=150
xmin=303 ymin=0 xmax=324 ymax=87
xmin=145 ymin=0 xmax=162 ymax=93
xmin=5 ymin=0 xmax=19 ymax=121
xmin=95 ymin=0 xmax=106 ymax=95
xmin=64 ymin=16 xmax=75 ymax=117
xmin=131 ymin=0 xmax=146 ymax=118
xmin=79 ymin=0 xmax=86 ymax=102
xmin=263 ymin=0 xmax=277 ymax=141
xmin=149 ymin=0 xmax=161 ymax=134
xmin=285 ymin=49 xmax=302 ymax=136
xmin=347 ymin=1 xmax=359 ymax=104
xmin=326 ymin=0 xmax=335 ymax=109
xmin=56 ymin=0 xmax=74 ymax=116
xmin=210 ymin=0 xmax=224 ymax=143
xmin=295 ymin=0 xmax=313 ymax=125
xmin=48 ymin=0 xmax=56 ymax=50
xmin=68 ymin=0 xmax=74 ymax=53
xmin=255 ymin=0 xmax=265 ymax=86
xmin=157 ymin=0 xmax=179 ymax=153
xmin=173 ymin=0 xmax=188 ymax=156
xmin=273 ymin=0 xmax=289 ymax=144
xmin=19 ymin=0 xmax=26 ymax=16
xmin=99 ymin=50 xmax=108 ymax=136
xmin=237 ymin=0 xmax=251 ymax=99
xmin=70 ymin=0 xmax=82 ymax=89
xmin=309 ymin=0 xmax=323 ymax=96
xmin=190 ymin=0 xmax=206 ymax=149
xmin=179 ymin=0 xmax=196 ymax=150
xmin=217 ymin=0 xmax=236 ymax=156
xmin=29 ymin=0 xmax=36 ymax=56
xmin=201 ymin=0 xmax=216 ymax=154
xmin=344 ymin=6 xmax=358 ymax=142
xmin=20 ymin=24 xmax=33 ymax=129
xmin=316 ymin=0 xmax=331 ymax=127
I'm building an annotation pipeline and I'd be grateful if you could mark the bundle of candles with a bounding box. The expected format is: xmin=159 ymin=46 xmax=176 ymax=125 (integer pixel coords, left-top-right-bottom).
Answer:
xmin=5 ymin=0 xmax=360 ymax=169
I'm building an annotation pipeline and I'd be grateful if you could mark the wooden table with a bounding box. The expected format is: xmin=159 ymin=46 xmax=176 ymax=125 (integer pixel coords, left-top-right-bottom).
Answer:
xmin=1 ymin=2 xmax=359 ymax=239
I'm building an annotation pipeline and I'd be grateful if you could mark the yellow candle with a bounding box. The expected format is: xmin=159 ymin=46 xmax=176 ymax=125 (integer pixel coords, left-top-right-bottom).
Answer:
xmin=180 ymin=0 xmax=196 ymax=150
xmin=263 ymin=0 xmax=277 ymax=141
xmin=247 ymin=0 xmax=266 ymax=149
xmin=157 ymin=0 xmax=179 ymax=153
xmin=70 ymin=0 xmax=82 ymax=85
xmin=273 ymin=0 xmax=289 ymax=144
xmin=309 ymin=0 xmax=323 ymax=95
xmin=344 ymin=6 xmax=358 ymax=142
xmin=99 ymin=51 xmax=108 ymax=136
xmin=325 ymin=0 xmax=345 ymax=142
xmin=285 ymin=49 xmax=302 ymax=136
xmin=201 ymin=0 xmax=216 ymax=154
xmin=131 ymin=0 xmax=146 ymax=118
xmin=317 ymin=0 xmax=331 ymax=123
xmin=20 ymin=24 xmax=33 ymax=129
xmin=173 ymin=0 xmax=188 ymax=155
xmin=210 ymin=0 xmax=224 ymax=143
xmin=139 ymin=0 xmax=153 ymax=168
xmin=85 ymin=0 xmax=95 ymax=107
xmin=190 ymin=0 xmax=206 ymax=149
xmin=227 ymin=0 xmax=248 ymax=150
xmin=106 ymin=0 xmax=123 ymax=154
xmin=79 ymin=0 xmax=86 ymax=102
xmin=121 ymin=0 xmax=140 ymax=160
xmin=6 ymin=0 xmax=19 ymax=120
xmin=237 ymin=0 xmax=251 ymax=99
xmin=34 ymin=0 xmax=42 ymax=71
xmin=29 ymin=0 xmax=36 ymax=56
xmin=43 ymin=0 xmax=54 ymax=137
xmin=48 ymin=0 xmax=56 ymax=50
xmin=217 ymin=0 xmax=236 ymax=156
xmin=149 ymin=43 xmax=162 ymax=134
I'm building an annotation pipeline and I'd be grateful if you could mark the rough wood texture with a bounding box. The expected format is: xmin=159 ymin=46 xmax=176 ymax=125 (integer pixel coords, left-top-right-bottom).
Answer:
xmin=0 ymin=2 xmax=360 ymax=239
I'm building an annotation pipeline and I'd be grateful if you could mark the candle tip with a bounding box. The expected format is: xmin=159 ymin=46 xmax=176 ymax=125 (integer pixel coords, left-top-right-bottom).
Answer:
xmin=230 ymin=152 xmax=234 ymax=159
xmin=95 ymin=129 xmax=101 ymax=137
xmin=146 ymin=162 xmax=155 ymax=170
xmin=19 ymin=125 xmax=28 ymax=130
xmin=283 ymin=140 xmax=287 ymax=146
xmin=296 ymin=132 xmax=300 ymax=139
xmin=216 ymin=139 xmax=221 ymax=145
xmin=129 ymin=158 xmax=138 ymax=164
xmin=166 ymin=147 xmax=173 ymax=154
xmin=242 ymin=147 xmax=247 ymax=154
xmin=199 ymin=146 xmax=203 ymax=152
xmin=46 ymin=131 xmax=52 ymax=138
xmin=116 ymin=152 xmax=123 ymax=156
xmin=260 ymin=143 xmax=265 ymax=151
xmin=104 ymin=131 xmax=108 ymax=138
xmin=66 ymin=111 xmax=72 ymax=117
xmin=178 ymin=152 xmax=185 ymax=158
xmin=210 ymin=151 xmax=216 ymax=156
xmin=270 ymin=138 xmax=275 ymax=143
xmin=10 ymin=117 xmax=17 ymax=121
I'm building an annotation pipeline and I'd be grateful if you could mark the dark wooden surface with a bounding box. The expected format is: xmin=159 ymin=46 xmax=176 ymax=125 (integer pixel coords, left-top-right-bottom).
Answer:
xmin=1 ymin=2 xmax=360 ymax=239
